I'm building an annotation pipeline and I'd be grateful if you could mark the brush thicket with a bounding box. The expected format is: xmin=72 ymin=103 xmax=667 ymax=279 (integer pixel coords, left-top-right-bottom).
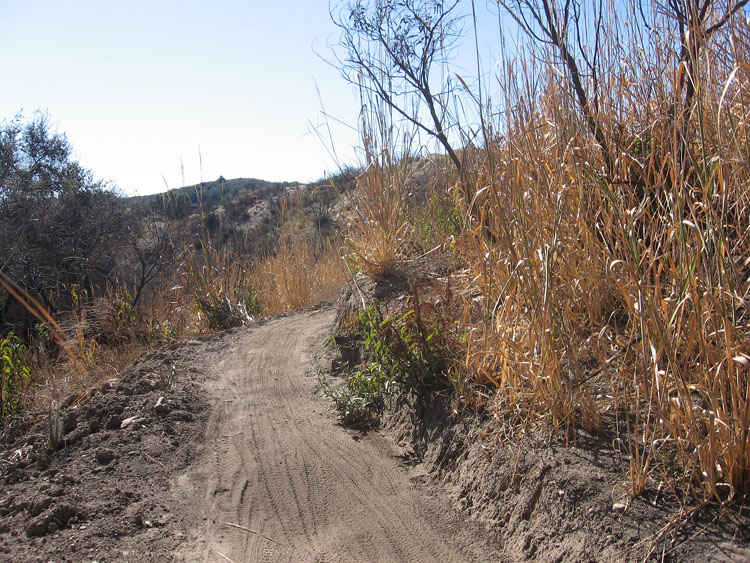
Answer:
xmin=346 ymin=1 xmax=750 ymax=501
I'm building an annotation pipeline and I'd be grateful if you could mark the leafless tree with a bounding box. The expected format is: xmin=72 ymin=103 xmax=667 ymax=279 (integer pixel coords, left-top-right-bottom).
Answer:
xmin=332 ymin=0 xmax=465 ymax=173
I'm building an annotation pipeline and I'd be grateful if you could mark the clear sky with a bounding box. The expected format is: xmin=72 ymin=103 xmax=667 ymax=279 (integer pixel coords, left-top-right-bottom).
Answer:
xmin=1 ymin=1 xmax=503 ymax=196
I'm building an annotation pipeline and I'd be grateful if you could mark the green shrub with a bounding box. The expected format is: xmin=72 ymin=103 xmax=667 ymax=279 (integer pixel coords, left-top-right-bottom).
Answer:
xmin=1 ymin=332 xmax=32 ymax=422
xmin=331 ymin=300 xmax=448 ymax=425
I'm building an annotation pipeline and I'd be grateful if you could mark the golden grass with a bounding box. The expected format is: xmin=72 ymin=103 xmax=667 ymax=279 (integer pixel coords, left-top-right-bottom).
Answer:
xmin=249 ymin=235 xmax=346 ymax=315
xmin=344 ymin=2 xmax=750 ymax=502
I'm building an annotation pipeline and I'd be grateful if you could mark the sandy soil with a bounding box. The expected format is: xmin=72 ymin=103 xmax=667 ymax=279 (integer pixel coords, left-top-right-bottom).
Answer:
xmin=172 ymin=307 xmax=497 ymax=562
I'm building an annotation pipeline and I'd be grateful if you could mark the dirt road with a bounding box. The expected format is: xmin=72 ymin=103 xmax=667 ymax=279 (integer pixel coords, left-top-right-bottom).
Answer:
xmin=173 ymin=307 xmax=495 ymax=562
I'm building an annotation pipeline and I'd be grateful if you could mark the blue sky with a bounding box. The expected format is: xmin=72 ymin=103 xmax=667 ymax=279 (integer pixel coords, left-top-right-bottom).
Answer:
xmin=1 ymin=1 xmax=503 ymax=195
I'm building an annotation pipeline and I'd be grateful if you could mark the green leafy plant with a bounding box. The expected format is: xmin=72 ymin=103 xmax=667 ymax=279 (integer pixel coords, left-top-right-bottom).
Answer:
xmin=331 ymin=299 xmax=448 ymax=425
xmin=1 ymin=332 xmax=32 ymax=422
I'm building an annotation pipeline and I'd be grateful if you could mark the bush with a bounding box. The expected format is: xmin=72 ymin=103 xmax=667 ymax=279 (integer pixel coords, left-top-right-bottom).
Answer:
xmin=331 ymin=299 xmax=449 ymax=425
xmin=1 ymin=332 xmax=31 ymax=422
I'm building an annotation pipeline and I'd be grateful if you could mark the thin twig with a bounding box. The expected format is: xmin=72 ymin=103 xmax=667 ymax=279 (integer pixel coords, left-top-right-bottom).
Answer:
xmin=213 ymin=550 xmax=236 ymax=563
xmin=341 ymin=254 xmax=367 ymax=310
xmin=224 ymin=521 xmax=288 ymax=547
xmin=143 ymin=452 xmax=165 ymax=468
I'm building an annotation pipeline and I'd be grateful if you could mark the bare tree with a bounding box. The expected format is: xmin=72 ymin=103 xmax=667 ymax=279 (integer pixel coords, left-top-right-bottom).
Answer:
xmin=332 ymin=0 xmax=465 ymax=173
xmin=127 ymin=206 xmax=183 ymax=309
xmin=498 ymin=0 xmax=613 ymax=169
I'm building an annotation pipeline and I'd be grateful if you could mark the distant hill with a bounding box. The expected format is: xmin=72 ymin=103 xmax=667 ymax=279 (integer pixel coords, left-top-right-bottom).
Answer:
xmin=127 ymin=177 xmax=296 ymax=216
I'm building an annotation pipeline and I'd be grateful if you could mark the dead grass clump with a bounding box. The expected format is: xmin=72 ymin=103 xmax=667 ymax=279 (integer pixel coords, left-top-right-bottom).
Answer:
xmin=250 ymin=236 xmax=345 ymax=316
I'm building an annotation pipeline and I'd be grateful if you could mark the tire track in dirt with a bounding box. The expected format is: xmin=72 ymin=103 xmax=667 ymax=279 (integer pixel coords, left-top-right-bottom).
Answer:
xmin=173 ymin=307 xmax=495 ymax=562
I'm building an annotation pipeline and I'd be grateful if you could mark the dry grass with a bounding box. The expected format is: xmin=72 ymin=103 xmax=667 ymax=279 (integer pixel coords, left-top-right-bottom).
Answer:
xmin=345 ymin=1 xmax=750 ymax=502
xmin=250 ymin=193 xmax=346 ymax=315
xmin=250 ymin=235 xmax=345 ymax=315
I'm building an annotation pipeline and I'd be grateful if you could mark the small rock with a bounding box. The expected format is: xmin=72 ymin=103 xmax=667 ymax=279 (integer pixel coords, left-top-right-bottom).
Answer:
xmin=27 ymin=497 xmax=53 ymax=517
xmin=25 ymin=510 xmax=52 ymax=537
xmin=48 ymin=486 xmax=64 ymax=498
xmin=612 ymin=502 xmax=627 ymax=513
xmin=62 ymin=393 xmax=79 ymax=409
xmin=120 ymin=416 xmax=144 ymax=429
xmin=135 ymin=379 xmax=157 ymax=394
xmin=63 ymin=411 xmax=77 ymax=433
xmin=154 ymin=397 xmax=170 ymax=415
xmin=106 ymin=415 xmax=123 ymax=430
xmin=37 ymin=453 xmax=50 ymax=470
xmin=88 ymin=419 xmax=101 ymax=433
xmin=58 ymin=474 xmax=76 ymax=486
xmin=95 ymin=448 xmax=115 ymax=464
xmin=168 ymin=410 xmax=194 ymax=422
xmin=52 ymin=503 xmax=76 ymax=525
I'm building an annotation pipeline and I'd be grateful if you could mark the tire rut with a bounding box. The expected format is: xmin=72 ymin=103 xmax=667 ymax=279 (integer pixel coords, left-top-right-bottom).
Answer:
xmin=173 ymin=307 xmax=496 ymax=562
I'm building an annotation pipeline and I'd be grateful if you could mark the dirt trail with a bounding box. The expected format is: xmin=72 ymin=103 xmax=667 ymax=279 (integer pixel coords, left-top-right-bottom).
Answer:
xmin=173 ymin=307 xmax=495 ymax=562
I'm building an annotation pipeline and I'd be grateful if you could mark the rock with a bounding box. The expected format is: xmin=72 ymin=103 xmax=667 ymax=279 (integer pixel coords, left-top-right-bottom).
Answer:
xmin=88 ymin=419 xmax=101 ymax=433
xmin=107 ymin=401 xmax=125 ymax=415
xmin=25 ymin=510 xmax=52 ymax=537
xmin=37 ymin=453 xmax=50 ymax=470
xmin=106 ymin=415 xmax=123 ymax=430
xmin=10 ymin=500 xmax=28 ymax=514
xmin=95 ymin=448 xmax=116 ymax=464
xmin=47 ymin=521 xmax=58 ymax=533
xmin=63 ymin=411 xmax=77 ymax=433
xmin=120 ymin=416 xmax=144 ymax=429
xmin=62 ymin=393 xmax=79 ymax=409
xmin=612 ymin=502 xmax=627 ymax=513
xmin=167 ymin=410 xmax=194 ymax=422
xmin=57 ymin=474 xmax=76 ymax=486
xmin=52 ymin=503 xmax=76 ymax=525
xmin=135 ymin=379 xmax=156 ymax=394
xmin=154 ymin=397 xmax=170 ymax=415
xmin=27 ymin=497 xmax=53 ymax=517
xmin=48 ymin=486 xmax=64 ymax=498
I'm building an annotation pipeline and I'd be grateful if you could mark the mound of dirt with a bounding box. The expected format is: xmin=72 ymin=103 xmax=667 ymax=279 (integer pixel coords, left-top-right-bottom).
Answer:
xmin=378 ymin=397 xmax=750 ymax=562
xmin=0 ymin=332 xmax=226 ymax=562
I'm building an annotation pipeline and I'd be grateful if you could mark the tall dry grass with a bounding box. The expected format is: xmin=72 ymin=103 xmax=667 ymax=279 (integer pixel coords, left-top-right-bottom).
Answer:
xmin=250 ymin=235 xmax=345 ymax=315
xmin=346 ymin=1 xmax=750 ymax=502
xmin=250 ymin=192 xmax=347 ymax=315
